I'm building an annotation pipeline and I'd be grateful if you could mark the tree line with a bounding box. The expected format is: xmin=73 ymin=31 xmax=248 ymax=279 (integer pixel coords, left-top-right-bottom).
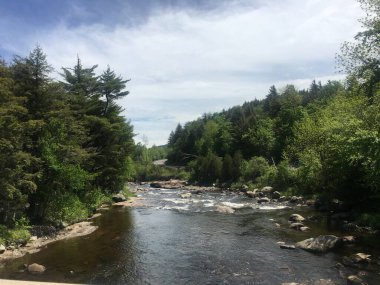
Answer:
xmin=167 ymin=0 xmax=380 ymax=227
xmin=0 ymin=47 xmax=134 ymax=227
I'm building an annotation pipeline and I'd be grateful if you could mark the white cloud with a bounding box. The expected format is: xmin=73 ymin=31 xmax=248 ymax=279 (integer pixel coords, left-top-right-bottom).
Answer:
xmin=31 ymin=0 xmax=363 ymax=145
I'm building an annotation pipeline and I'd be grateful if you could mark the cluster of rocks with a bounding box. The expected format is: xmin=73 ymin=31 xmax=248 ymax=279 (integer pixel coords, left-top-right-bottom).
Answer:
xmin=288 ymin=214 xmax=310 ymax=232
xmin=149 ymin=180 xmax=187 ymax=189
xmin=278 ymin=233 xmax=372 ymax=284
xmin=242 ymin=185 xmax=314 ymax=207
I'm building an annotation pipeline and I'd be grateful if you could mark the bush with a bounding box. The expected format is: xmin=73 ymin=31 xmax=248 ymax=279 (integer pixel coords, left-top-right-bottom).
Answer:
xmin=45 ymin=193 xmax=89 ymax=225
xmin=241 ymin=156 xmax=271 ymax=183
xmin=0 ymin=217 xmax=31 ymax=245
xmin=83 ymin=188 xmax=112 ymax=211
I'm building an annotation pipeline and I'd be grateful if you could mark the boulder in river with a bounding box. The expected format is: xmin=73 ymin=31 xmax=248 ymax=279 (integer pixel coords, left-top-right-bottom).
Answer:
xmin=27 ymin=263 xmax=46 ymax=274
xmin=289 ymin=214 xmax=305 ymax=222
xmin=215 ymin=205 xmax=235 ymax=214
xmin=290 ymin=196 xmax=303 ymax=203
xmin=343 ymin=253 xmax=371 ymax=266
xmin=150 ymin=182 xmax=162 ymax=188
xmin=112 ymin=193 xmax=126 ymax=203
xmin=272 ymin=191 xmax=281 ymax=199
xmin=342 ymin=236 xmax=355 ymax=243
xmin=246 ymin=190 xmax=257 ymax=198
xmin=289 ymin=223 xmax=305 ymax=230
xmin=0 ymin=244 xmax=5 ymax=254
xmin=296 ymin=235 xmax=342 ymax=253
xmin=257 ymin=197 xmax=270 ymax=203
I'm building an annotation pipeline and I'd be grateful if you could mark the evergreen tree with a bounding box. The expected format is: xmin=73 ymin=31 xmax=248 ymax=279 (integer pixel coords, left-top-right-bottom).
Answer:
xmin=99 ymin=66 xmax=130 ymax=116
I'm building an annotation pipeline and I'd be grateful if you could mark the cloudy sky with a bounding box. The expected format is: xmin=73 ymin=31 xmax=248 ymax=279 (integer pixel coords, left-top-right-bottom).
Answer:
xmin=0 ymin=0 xmax=364 ymax=145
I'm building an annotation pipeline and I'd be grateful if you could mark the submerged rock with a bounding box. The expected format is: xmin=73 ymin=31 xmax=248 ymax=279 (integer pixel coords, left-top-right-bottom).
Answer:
xmin=296 ymin=235 xmax=342 ymax=253
xmin=27 ymin=263 xmax=46 ymax=274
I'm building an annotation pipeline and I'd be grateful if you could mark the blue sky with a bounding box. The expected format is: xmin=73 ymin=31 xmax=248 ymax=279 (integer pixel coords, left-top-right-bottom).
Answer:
xmin=0 ymin=0 xmax=364 ymax=145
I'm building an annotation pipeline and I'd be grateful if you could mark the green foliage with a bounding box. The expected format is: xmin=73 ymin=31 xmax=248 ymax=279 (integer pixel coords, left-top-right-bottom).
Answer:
xmin=122 ymin=185 xmax=136 ymax=198
xmin=190 ymin=152 xmax=222 ymax=184
xmin=0 ymin=217 xmax=31 ymax=245
xmin=83 ymin=188 xmax=112 ymax=211
xmin=0 ymin=47 xmax=135 ymax=230
xmin=45 ymin=192 xmax=90 ymax=225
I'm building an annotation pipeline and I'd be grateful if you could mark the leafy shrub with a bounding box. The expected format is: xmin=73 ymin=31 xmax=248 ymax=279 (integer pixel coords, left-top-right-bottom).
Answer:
xmin=83 ymin=188 xmax=112 ymax=211
xmin=45 ymin=193 xmax=89 ymax=225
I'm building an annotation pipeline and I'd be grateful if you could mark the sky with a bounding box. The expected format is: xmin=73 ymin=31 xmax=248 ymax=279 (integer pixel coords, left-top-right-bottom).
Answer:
xmin=0 ymin=0 xmax=364 ymax=146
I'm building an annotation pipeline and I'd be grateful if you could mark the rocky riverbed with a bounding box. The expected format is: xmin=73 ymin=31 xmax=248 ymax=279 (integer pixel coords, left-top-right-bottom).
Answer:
xmin=0 ymin=182 xmax=379 ymax=284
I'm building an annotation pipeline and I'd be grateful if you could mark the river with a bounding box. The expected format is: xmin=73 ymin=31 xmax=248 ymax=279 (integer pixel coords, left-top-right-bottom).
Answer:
xmin=0 ymin=186 xmax=379 ymax=284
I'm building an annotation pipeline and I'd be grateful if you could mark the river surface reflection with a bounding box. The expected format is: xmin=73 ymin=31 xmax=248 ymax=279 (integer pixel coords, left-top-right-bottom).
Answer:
xmin=1 ymin=187 xmax=379 ymax=284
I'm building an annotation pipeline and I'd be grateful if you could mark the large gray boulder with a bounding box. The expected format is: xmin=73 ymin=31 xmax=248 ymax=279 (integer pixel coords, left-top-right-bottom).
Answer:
xmin=0 ymin=244 xmax=5 ymax=254
xmin=296 ymin=235 xmax=342 ymax=253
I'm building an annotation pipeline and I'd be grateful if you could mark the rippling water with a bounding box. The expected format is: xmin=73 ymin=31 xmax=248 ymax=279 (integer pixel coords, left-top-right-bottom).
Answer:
xmin=1 ymin=187 xmax=380 ymax=284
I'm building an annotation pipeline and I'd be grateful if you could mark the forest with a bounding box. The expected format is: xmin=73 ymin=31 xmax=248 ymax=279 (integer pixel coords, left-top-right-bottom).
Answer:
xmin=167 ymin=0 xmax=380 ymax=227
xmin=0 ymin=48 xmax=138 ymax=243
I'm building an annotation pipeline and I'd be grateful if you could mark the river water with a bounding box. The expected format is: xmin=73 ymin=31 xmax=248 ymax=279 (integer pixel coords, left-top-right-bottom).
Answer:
xmin=1 ymin=186 xmax=380 ymax=284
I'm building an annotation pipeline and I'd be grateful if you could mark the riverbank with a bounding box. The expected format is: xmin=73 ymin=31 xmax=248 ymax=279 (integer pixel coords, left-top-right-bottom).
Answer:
xmin=0 ymin=196 xmax=144 ymax=265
